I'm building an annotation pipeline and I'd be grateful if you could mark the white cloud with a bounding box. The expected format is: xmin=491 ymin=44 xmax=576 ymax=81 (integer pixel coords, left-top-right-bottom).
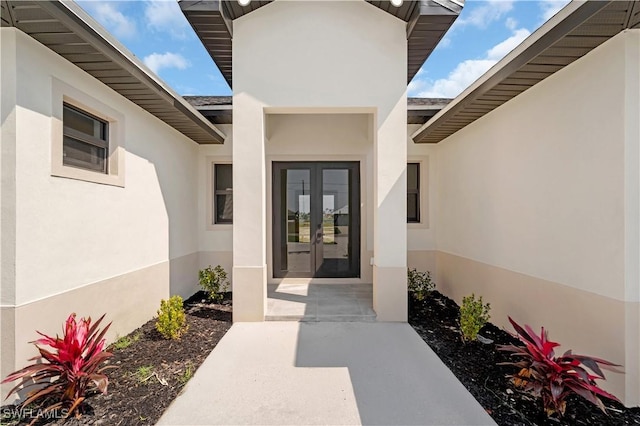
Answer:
xmin=409 ymin=59 xmax=496 ymax=98
xmin=487 ymin=28 xmax=531 ymax=60
xmin=458 ymin=0 xmax=514 ymax=29
xmin=91 ymin=3 xmax=136 ymax=39
xmin=143 ymin=52 xmax=190 ymax=75
xmin=145 ymin=0 xmax=189 ymax=39
xmin=539 ymin=0 xmax=571 ymax=23
xmin=409 ymin=27 xmax=531 ymax=98
xmin=439 ymin=36 xmax=452 ymax=49
xmin=505 ymin=17 xmax=518 ymax=31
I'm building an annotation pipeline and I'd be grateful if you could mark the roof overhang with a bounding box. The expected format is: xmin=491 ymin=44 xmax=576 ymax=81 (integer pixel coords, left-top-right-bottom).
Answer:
xmin=412 ymin=0 xmax=640 ymax=144
xmin=183 ymin=96 xmax=451 ymax=125
xmin=180 ymin=0 xmax=464 ymax=87
xmin=1 ymin=0 xmax=225 ymax=144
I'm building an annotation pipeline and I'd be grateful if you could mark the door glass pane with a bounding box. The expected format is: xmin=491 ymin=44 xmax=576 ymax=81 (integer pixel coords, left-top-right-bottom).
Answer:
xmin=286 ymin=169 xmax=311 ymax=273
xmin=319 ymin=169 xmax=350 ymax=275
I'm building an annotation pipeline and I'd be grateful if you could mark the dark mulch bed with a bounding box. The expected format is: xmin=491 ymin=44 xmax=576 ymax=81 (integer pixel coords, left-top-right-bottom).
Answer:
xmin=1 ymin=291 xmax=231 ymax=426
xmin=5 ymin=289 xmax=640 ymax=425
xmin=409 ymin=290 xmax=640 ymax=425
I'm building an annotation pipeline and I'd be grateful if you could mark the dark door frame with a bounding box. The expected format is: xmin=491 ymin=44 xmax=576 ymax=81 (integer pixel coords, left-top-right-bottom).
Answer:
xmin=272 ymin=161 xmax=361 ymax=278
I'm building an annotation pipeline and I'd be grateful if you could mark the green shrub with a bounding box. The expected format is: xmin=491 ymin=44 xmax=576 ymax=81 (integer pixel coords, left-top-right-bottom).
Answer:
xmin=199 ymin=265 xmax=229 ymax=303
xmin=156 ymin=296 xmax=188 ymax=340
xmin=460 ymin=294 xmax=491 ymax=342
xmin=407 ymin=268 xmax=435 ymax=301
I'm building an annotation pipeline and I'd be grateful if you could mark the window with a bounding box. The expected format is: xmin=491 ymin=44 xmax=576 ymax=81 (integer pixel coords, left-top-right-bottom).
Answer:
xmin=62 ymin=103 xmax=109 ymax=173
xmin=407 ymin=163 xmax=420 ymax=223
xmin=214 ymin=164 xmax=233 ymax=224
xmin=52 ymin=79 xmax=124 ymax=186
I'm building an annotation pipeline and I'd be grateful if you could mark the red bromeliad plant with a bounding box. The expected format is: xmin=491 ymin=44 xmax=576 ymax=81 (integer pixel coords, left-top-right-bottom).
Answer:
xmin=498 ymin=316 xmax=622 ymax=418
xmin=2 ymin=313 xmax=114 ymax=421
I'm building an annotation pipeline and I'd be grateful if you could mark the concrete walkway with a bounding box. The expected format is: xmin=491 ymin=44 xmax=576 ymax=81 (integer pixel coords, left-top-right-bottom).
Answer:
xmin=158 ymin=322 xmax=496 ymax=425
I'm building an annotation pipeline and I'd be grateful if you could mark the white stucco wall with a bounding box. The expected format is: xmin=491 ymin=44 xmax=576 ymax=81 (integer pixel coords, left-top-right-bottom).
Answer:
xmin=1 ymin=28 xmax=18 ymax=308
xmin=265 ymin=113 xmax=374 ymax=283
xmin=232 ymin=0 xmax=408 ymax=320
xmin=1 ymin=28 xmax=212 ymax=400
xmin=437 ymin=30 xmax=630 ymax=301
xmin=435 ymin=29 xmax=640 ymax=404
xmin=407 ymin=124 xmax=437 ymax=273
xmin=198 ymin=124 xmax=234 ymax=282
xmin=4 ymin=27 xmax=201 ymax=306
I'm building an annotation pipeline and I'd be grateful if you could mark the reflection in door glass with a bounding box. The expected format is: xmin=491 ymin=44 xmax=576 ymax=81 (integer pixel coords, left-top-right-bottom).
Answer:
xmin=319 ymin=169 xmax=350 ymax=276
xmin=286 ymin=169 xmax=311 ymax=272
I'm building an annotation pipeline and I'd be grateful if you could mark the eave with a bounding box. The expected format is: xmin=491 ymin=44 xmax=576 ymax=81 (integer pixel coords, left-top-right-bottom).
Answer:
xmin=412 ymin=0 xmax=640 ymax=144
xmin=1 ymin=0 xmax=225 ymax=144
xmin=183 ymin=96 xmax=452 ymax=125
xmin=180 ymin=0 xmax=464 ymax=87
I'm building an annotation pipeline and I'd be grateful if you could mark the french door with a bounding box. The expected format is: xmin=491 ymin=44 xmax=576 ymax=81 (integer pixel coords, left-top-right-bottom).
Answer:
xmin=273 ymin=162 xmax=360 ymax=278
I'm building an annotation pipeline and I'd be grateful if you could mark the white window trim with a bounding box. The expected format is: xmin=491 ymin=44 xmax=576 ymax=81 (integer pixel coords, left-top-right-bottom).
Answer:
xmin=206 ymin=156 xmax=233 ymax=230
xmin=51 ymin=78 xmax=125 ymax=187
xmin=407 ymin=157 xmax=429 ymax=229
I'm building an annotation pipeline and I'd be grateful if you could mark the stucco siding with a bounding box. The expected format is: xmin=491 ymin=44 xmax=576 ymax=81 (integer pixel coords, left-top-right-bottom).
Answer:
xmin=7 ymin=28 xmax=200 ymax=305
xmin=407 ymin=123 xmax=437 ymax=276
xmin=232 ymin=0 xmax=408 ymax=320
xmin=1 ymin=27 xmax=202 ymax=399
xmin=435 ymin=29 xmax=640 ymax=404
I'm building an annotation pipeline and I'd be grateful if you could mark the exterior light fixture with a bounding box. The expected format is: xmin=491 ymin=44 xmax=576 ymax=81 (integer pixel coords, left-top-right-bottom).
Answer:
xmin=390 ymin=0 xmax=403 ymax=7
xmin=238 ymin=0 xmax=251 ymax=6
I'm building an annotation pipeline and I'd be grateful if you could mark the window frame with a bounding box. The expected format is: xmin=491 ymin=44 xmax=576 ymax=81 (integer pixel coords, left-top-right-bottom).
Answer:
xmin=407 ymin=162 xmax=421 ymax=223
xmin=407 ymin=158 xmax=429 ymax=228
xmin=62 ymin=103 xmax=110 ymax=174
xmin=214 ymin=163 xmax=233 ymax=225
xmin=51 ymin=78 xmax=125 ymax=187
xmin=207 ymin=158 xmax=233 ymax=229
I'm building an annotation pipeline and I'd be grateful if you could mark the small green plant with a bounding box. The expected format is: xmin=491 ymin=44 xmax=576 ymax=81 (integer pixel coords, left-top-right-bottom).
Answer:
xmin=135 ymin=365 xmax=153 ymax=383
xmin=459 ymin=294 xmax=491 ymax=342
xmin=155 ymin=296 xmax=188 ymax=340
xmin=198 ymin=265 xmax=229 ymax=303
xmin=407 ymin=268 xmax=435 ymax=301
xmin=177 ymin=362 xmax=194 ymax=386
xmin=111 ymin=331 xmax=141 ymax=350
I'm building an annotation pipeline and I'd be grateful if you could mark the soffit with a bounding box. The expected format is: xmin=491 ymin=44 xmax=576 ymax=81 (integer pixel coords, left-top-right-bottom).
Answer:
xmin=413 ymin=0 xmax=638 ymax=144
xmin=1 ymin=0 xmax=225 ymax=144
xmin=180 ymin=0 xmax=463 ymax=87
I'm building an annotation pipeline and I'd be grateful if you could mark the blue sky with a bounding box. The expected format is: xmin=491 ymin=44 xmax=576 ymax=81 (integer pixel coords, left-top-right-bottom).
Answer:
xmin=77 ymin=0 xmax=571 ymax=98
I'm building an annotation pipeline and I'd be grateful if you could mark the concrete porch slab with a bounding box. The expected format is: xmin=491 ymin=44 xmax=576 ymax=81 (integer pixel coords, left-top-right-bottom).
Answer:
xmin=157 ymin=322 xmax=496 ymax=425
xmin=267 ymin=284 xmax=376 ymax=322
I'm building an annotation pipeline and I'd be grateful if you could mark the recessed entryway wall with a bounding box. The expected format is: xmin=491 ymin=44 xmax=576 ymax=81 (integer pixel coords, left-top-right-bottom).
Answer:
xmin=264 ymin=112 xmax=374 ymax=285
